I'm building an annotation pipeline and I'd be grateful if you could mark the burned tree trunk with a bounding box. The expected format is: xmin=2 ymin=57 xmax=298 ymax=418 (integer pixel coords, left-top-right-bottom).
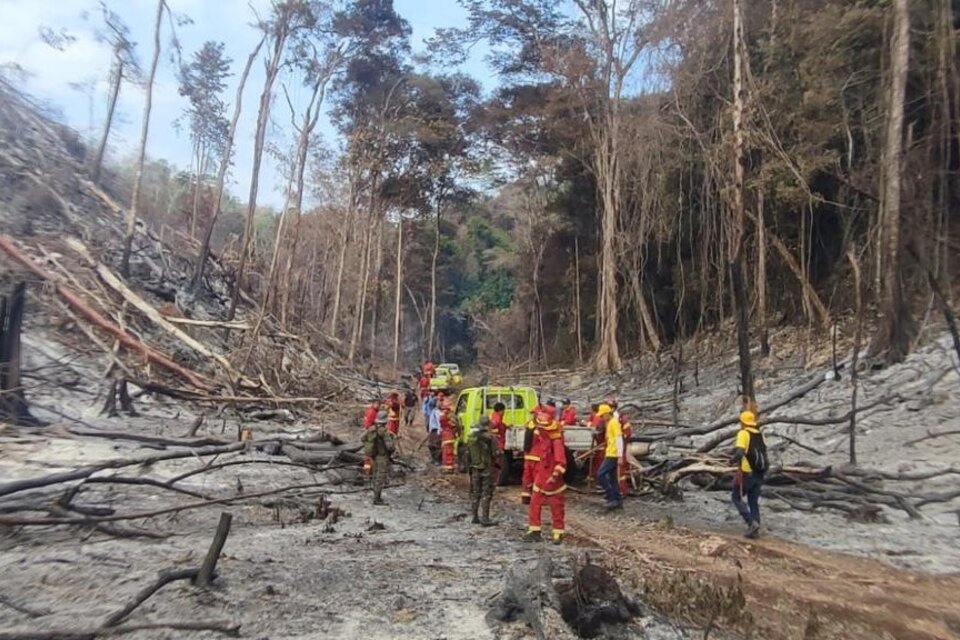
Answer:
xmin=0 ymin=283 xmax=40 ymax=426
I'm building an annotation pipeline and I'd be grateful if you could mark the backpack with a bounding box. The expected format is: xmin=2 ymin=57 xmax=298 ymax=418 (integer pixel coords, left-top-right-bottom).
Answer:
xmin=745 ymin=430 xmax=769 ymax=475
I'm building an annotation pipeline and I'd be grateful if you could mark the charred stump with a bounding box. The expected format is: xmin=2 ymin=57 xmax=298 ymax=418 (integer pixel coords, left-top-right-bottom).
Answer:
xmin=557 ymin=559 xmax=643 ymax=638
xmin=0 ymin=282 xmax=41 ymax=426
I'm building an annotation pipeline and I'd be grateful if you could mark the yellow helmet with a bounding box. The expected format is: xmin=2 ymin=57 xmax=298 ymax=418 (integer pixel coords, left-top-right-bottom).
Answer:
xmin=740 ymin=410 xmax=758 ymax=427
xmin=596 ymin=403 xmax=613 ymax=417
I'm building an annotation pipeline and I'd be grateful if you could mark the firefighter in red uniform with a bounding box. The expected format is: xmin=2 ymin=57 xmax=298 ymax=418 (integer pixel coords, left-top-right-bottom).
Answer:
xmin=561 ymin=399 xmax=577 ymax=427
xmin=525 ymin=411 xmax=567 ymax=544
xmin=439 ymin=399 xmax=457 ymax=474
xmin=423 ymin=361 xmax=436 ymax=377
xmin=362 ymin=399 xmax=380 ymax=475
xmin=417 ymin=373 xmax=430 ymax=401
xmin=386 ymin=391 xmax=402 ymax=436
xmin=490 ymin=402 xmax=507 ymax=482
xmin=618 ymin=412 xmax=634 ymax=495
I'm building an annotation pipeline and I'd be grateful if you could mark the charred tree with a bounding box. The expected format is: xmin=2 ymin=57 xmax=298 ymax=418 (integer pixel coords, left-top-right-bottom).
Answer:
xmin=0 ymin=283 xmax=40 ymax=426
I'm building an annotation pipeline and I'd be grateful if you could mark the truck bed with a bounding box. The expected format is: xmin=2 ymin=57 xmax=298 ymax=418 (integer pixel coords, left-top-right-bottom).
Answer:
xmin=503 ymin=425 xmax=594 ymax=452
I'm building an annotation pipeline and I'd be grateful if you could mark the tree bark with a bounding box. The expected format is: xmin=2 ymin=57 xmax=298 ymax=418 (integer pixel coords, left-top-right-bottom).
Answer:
xmin=91 ymin=56 xmax=123 ymax=184
xmin=192 ymin=37 xmax=264 ymax=291
xmin=393 ymin=218 xmax=404 ymax=370
xmin=731 ymin=0 xmax=754 ymax=402
xmin=757 ymin=191 xmax=770 ymax=356
xmin=870 ymin=0 xmax=914 ymax=363
xmin=428 ymin=197 xmax=442 ymax=360
xmin=846 ymin=247 xmax=863 ymax=465
xmin=120 ymin=0 xmax=163 ymax=277
xmin=574 ymin=235 xmax=584 ymax=363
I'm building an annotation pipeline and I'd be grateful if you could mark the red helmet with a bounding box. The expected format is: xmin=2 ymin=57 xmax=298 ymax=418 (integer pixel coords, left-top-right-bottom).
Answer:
xmin=534 ymin=410 xmax=552 ymax=425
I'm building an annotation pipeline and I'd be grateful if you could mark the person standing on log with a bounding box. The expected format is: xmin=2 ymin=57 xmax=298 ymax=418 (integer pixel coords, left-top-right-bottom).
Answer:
xmin=525 ymin=410 xmax=567 ymax=544
xmin=731 ymin=410 xmax=767 ymax=538
xmin=467 ymin=417 xmax=499 ymax=526
xmin=596 ymin=404 xmax=624 ymax=511
xmin=362 ymin=411 xmax=395 ymax=506
xmin=439 ymin=398 xmax=457 ymax=474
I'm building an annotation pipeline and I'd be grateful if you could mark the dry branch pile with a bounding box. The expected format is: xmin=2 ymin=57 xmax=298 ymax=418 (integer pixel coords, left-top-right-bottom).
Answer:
xmin=0 ymin=79 xmax=382 ymax=413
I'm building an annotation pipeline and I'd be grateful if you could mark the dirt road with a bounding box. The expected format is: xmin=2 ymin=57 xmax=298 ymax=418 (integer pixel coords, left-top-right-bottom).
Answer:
xmin=555 ymin=490 xmax=960 ymax=640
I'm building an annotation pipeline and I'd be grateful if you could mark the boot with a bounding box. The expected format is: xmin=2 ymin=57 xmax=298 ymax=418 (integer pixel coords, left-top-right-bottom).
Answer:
xmin=745 ymin=521 xmax=761 ymax=539
xmin=551 ymin=531 xmax=564 ymax=545
xmin=523 ymin=529 xmax=541 ymax=542
xmin=471 ymin=499 xmax=481 ymax=525
xmin=480 ymin=497 xmax=497 ymax=527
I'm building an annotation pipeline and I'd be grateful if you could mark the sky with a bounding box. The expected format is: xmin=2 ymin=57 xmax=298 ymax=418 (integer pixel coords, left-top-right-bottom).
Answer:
xmin=0 ymin=0 xmax=493 ymax=209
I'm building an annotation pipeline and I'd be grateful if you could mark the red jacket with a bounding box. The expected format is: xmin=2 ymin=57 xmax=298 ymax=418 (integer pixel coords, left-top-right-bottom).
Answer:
xmin=561 ymin=406 xmax=577 ymax=426
xmin=533 ymin=427 xmax=567 ymax=494
xmin=490 ymin=411 xmax=507 ymax=451
xmin=363 ymin=404 xmax=378 ymax=429
xmin=418 ymin=376 xmax=429 ymax=397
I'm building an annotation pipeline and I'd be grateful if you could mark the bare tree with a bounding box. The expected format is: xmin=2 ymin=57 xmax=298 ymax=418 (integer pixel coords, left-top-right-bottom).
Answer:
xmin=90 ymin=5 xmax=139 ymax=183
xmin=870 ymin=0 xmax=913 ymax=363
xmin=228 ymin=1 xmax=314 ymax=321
xmin=120 ymin=0 xmax=164 ymax=276
xmin=192 ymin=36 xmax=264 ymax=290
xmin=730 ymin=0 xmax=754 ymax=400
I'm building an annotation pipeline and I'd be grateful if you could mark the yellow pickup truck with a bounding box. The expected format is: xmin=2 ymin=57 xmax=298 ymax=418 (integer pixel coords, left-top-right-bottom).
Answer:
xmin=453 ymin=385 xmax=593 ymax=483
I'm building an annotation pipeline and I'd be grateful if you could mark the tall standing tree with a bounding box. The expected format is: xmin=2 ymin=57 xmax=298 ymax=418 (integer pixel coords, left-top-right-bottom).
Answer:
xmin=120 ymin=0 xmax=165 ymax=276
xmin=178 ymin=41 xmax=232 ymax=238
xmin=870 ymin=0 xmax=913 ymax=363
xmin=228 ymin=0 xmax=318 ymax=321
xmin=192 ymin=36 xmax=265 ymax=290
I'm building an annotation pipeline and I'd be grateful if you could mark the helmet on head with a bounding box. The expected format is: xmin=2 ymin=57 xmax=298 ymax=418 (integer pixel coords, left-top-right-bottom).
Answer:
xmin=596 ymin=403 xmax=613 ymax=417
xmin=534 ymin=410 xmax=552 ymax=425
xmin=740 ymin=410 xmax=758 ymax=427
xmin=562 ymin=398 xmax=571 ymax=406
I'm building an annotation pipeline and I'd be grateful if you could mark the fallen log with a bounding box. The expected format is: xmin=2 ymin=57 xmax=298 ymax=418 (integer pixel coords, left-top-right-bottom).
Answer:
xmin=67 ymin=237 xmax=254 ymax=389
xmin=0 ymin=441 xmax=248 ymax=499
xmin=0 ymin=234 xmax=216 ymax=392
xmin=66 ymin=427 xmax=229 ymax=449
xmin=0 ymin=481 xmax=333 ymax=526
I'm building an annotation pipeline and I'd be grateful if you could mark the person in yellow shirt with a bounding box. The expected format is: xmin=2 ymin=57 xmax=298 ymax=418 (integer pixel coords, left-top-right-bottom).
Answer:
xmin=595 ymin=404 xmax=623 ymax=511
xmin=731 ymin=410 xmax=768 ymax=538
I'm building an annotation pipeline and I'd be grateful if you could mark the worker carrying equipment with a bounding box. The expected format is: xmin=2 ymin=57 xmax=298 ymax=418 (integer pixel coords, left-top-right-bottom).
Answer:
xmin=731 ymin=410 xmax=767 ymax=538
xmin=526 ymin=414 xmax=568 ymax=544
xmin=362 ymin=411 xmax=395 ymax=505
xmin=467 ymin=416 xmax=500 ymax=526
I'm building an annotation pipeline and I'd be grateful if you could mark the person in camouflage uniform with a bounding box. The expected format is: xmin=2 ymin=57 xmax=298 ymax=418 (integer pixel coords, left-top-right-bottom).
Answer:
xmin=467 ymin=416 xmax=500 ymax=526
xmin=362 ymin=411 xmax=395 ymax=505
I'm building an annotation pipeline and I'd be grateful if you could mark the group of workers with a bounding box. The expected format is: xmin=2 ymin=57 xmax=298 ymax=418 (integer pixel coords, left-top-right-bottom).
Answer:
xmin=360 ymin=362 xmax=769 ymax=541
